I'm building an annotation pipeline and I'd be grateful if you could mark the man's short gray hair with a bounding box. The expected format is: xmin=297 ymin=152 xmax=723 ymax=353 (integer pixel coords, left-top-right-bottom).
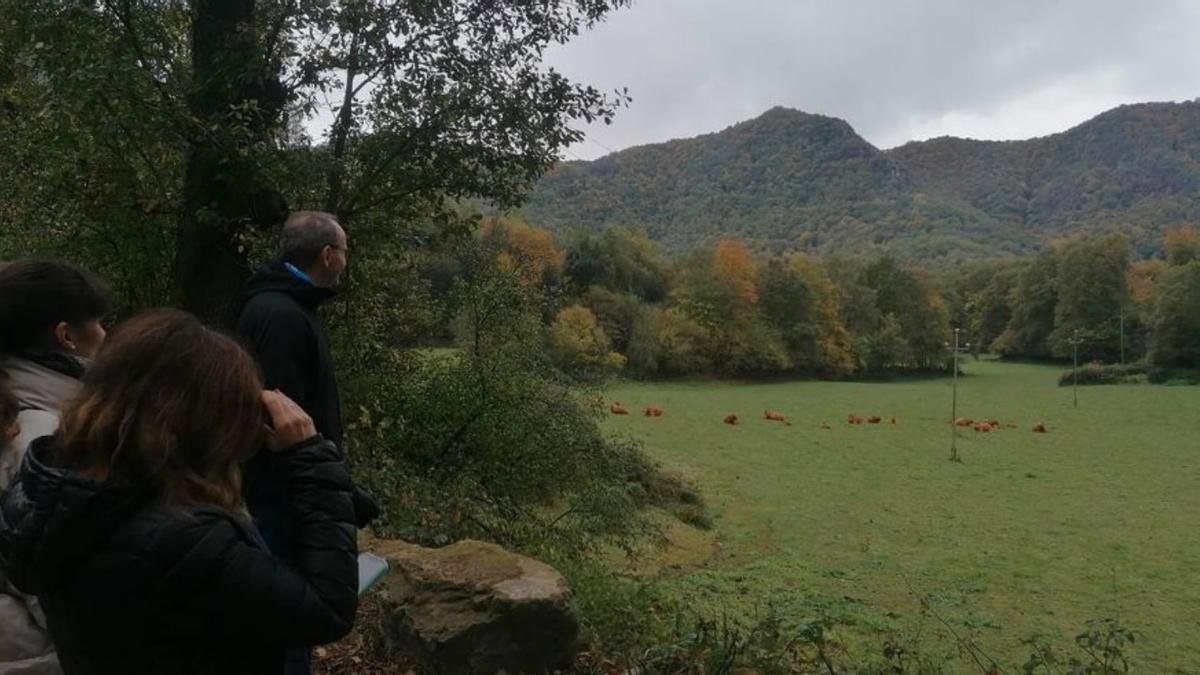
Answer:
xmin=280 ymin=211 xmax=341 ymax=267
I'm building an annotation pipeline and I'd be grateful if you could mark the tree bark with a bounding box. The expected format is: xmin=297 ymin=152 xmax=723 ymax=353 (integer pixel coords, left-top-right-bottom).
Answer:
xmin=177 ymin=0 xmax=287 ymax=326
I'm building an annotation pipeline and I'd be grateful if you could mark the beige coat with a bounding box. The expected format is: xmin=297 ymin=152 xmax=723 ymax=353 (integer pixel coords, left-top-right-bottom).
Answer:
xmin=1 ymin=356 xmax=78 ymax=675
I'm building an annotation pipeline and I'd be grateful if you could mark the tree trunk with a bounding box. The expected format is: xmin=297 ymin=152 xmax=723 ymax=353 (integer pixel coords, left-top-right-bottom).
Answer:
xmin=177 ymin=0 xmax=287 ymax=326
xmin=324 ymin=31 xmax=361 ymax=216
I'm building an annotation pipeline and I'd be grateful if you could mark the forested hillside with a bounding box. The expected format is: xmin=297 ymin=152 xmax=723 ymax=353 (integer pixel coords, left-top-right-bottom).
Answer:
xmin=526 ymin=101 xmax=1200 ymax=262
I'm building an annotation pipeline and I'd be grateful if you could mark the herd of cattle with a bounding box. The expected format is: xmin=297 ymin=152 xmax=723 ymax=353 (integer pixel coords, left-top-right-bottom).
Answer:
xmin=951 ymin=417 xmax=1049 ymax=433
xmin=608 ymin=400 xmax=1050 ymax=433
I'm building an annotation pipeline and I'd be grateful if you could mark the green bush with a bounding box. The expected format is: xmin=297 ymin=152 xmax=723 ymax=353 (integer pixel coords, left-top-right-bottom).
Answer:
xmin=1145 ymin=366 xmax=1200 ymax=385
xmin=348 ymin=344 xmax=652 ymax=556
xmin=1058 ymin=362 xmax=1200 ymax=386
xmin=1057 ymin=362 xmax=1147 ymax=386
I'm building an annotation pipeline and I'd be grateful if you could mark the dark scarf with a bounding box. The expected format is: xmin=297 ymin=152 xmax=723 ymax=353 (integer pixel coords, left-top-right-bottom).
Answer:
xmin=12 ymin=349 xmax=89 ymax=381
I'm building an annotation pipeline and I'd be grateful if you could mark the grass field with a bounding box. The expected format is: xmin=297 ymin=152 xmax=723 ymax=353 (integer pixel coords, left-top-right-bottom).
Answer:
xmin=602 ymin=360 xmax=1200 ymax=671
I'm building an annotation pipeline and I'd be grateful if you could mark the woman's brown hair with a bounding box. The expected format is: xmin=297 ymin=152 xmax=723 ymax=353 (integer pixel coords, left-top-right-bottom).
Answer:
xmin=55 ymin=309 xmax=264 ymax=513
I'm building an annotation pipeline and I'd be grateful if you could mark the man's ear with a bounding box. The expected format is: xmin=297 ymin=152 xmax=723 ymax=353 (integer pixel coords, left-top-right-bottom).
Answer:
xmin=319 ymin=245 xmax=334 ymax=269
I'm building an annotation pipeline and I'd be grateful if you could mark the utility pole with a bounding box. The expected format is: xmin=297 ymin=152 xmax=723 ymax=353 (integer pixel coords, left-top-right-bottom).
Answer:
xmin=945 ymin=328 xmax=970 ymax=463
xmin=1071 ymin=328 xmax=1080 ymax=408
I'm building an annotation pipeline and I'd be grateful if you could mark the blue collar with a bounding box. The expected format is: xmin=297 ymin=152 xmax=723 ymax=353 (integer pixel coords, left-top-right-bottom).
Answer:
xmin=284 ymin=262 xmax=314 ymax=286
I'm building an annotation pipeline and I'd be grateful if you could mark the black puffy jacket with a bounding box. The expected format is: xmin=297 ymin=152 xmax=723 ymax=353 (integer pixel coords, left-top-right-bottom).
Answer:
xmin=0 ymin=436 xmax=358 ymax=675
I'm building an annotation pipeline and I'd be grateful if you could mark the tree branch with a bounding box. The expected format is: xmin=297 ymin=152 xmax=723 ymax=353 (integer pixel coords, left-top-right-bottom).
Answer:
xmin=102 ymin=0 xmax=174 ymax=106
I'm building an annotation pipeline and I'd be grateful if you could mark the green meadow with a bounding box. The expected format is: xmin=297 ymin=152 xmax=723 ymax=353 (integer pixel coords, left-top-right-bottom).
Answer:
xmin=603 ymin=360 xmax=1200 ymax=670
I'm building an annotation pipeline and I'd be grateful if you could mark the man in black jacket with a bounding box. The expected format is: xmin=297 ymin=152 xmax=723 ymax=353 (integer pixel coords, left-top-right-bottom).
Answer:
xmin=239 ymin=212 xmax=347 ymax=447
xmin=237 ymin=212 xmax=364 ymax=675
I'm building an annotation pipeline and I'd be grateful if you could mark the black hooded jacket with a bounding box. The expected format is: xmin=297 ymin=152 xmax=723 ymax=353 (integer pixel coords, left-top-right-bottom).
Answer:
xmin=0 ymin=436 xmax=358 ymax=675
xmin=236 ymin=263 xmax=381 ymax=555
xmin=237 ymin=263 xmax=342 ymax=445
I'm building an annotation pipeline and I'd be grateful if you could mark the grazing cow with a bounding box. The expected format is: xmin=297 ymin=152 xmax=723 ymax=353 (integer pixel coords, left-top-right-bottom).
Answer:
xmin=954 ymin=417 xmax=974 ymax=427
xmin=724 ymin=413 xmax=739 ymax=425
xmin=644 ymin=405 xmax=664 ymax=417
xmin=987 ymin=418 xmax=1000 ymax=427
xmin=847 ymin=414 xmax=864 ymax=425
xmin=1032 ymin=422 xmax=1048 ymax=433
xmin=973 ymin=422 xmax=993 ymax=432
xmin=867 ymin=415 xmax=882 ymax=424
xmin=764 ymin=410 xmax=787 ymax=422
xmin=820 ymin=421 xmax=832 ymax=430
xmin=610 ymin=402 xmax=629 ymax=415
xmin=890 ymin=417 xmax=898 ymax=425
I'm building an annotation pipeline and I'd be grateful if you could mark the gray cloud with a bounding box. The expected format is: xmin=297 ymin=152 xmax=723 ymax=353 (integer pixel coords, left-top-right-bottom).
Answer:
xmin=546 ymin=0 xmax=1200 ymax=159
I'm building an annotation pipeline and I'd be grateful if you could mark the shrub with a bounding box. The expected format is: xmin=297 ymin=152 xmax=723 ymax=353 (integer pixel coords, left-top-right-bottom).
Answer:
xmin=1058 ymin=362 xmax=1147 ymax=386
xmin=349 ymin=345 xmax=652 ymax=557
xmin=1145 ymin=366 xmax=1200 ymax=385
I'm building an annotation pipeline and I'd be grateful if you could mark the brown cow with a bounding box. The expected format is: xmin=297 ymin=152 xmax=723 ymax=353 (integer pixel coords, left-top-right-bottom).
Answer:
xmin=1032 ymin=422 xmax=1048 ymax=433
xmin=987 ymin=418 xmax=1000 ymax=427
xmin=819 ymin=421 xmax=832 ymax=430
xmin=867 ymin=415 xmax=882 ymax=424
xmin=764 ymin=410 xmax=787 ymax=422
xmin=724 ymin=413 xmax=739 ymax=425
xmin=610 ymin=402 xmax=629 ymax=415
xmin=954 ymin=417 xmax=974 ymax=427
xmin=847 ymin=414 xmax=864 ymax=425
xmin=973 ymin=422 xmax=993 ymax=432
xmin=644 ymin=406 xmax=664 ymax=417
xmin=890 ymin=417 xmax=898 ymax=425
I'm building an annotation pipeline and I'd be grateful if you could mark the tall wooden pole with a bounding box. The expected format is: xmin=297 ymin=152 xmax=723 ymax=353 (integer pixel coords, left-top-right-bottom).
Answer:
xmin=1072 ymin=328 xmax=1079 ymax=408
xmin=950 ymin=328 xmax=961 ymax=463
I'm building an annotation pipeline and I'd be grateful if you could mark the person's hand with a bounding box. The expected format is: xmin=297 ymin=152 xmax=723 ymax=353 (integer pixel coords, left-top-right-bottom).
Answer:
xmin=261 ymin=390 xmax=317 ymax=451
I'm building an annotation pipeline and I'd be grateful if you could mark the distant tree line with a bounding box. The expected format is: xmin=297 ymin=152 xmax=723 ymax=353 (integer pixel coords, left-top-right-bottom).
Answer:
xmin=949 ymin=227 xmax=1200 ymax=369
xmin=424 ymin=220 xmax=1200 ymax=379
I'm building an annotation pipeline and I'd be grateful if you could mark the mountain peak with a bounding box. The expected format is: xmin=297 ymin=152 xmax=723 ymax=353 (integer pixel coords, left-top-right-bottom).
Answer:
xmin=741 ymin=106 xmax=863 ymax=136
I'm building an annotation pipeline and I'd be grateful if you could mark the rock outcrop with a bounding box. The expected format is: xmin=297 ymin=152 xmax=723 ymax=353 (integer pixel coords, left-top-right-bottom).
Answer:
xmin=373 ymin=539 xmax=579 ymax=674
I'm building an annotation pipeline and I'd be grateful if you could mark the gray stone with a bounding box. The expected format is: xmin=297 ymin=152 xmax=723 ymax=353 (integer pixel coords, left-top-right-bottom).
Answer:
xmin=374 ymin=539 xmax=580 ymax=674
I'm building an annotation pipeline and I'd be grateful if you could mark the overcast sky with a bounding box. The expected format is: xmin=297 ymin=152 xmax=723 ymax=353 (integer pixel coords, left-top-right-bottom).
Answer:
xmin=544 ymin=0 xmax=1200 ymax=160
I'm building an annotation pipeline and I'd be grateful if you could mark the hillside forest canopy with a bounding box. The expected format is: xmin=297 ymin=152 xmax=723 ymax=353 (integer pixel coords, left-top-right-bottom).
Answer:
xmin=525 ymin=102 xmax=1200 ymax=264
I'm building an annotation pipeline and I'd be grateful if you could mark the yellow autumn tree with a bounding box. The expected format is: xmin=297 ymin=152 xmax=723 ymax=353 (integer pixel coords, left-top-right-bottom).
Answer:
xmin=548 ymin=305 xmax=626 ymax=374
xmin=480 ymin=216 xmax=566 ymax=288
xmin=713 ymin=238 xmax=759 ymax=306
xmin=1129 ymin=259 xmax=1169 ymax=307
xmin=1165 ymin=226 xmax=1200 ymax=265
xmin=791 ymin=257 xmax=857 ymax=376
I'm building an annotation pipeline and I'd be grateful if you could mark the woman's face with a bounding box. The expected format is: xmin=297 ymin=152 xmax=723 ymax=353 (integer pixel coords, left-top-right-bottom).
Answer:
xmin=59 ymin=319 xmax=107 ymax=359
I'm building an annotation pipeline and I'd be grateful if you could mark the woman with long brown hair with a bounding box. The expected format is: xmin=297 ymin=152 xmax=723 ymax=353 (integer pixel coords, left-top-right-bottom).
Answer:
xmin=0 ymin=310 xmax=358 ymax=674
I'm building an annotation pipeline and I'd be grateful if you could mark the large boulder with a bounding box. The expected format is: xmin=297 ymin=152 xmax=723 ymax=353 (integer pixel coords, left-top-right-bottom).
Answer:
xmin=373 ymin=539 xmax=580 ymax=674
